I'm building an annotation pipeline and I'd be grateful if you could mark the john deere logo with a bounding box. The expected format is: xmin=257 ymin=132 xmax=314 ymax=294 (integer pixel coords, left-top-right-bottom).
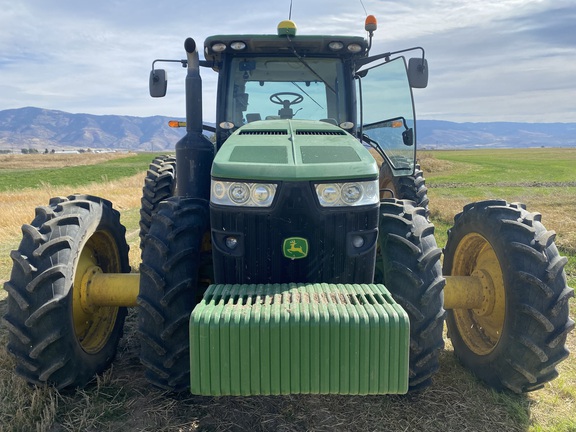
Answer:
xmin=283 ymin=237 xmax=309 ymax=259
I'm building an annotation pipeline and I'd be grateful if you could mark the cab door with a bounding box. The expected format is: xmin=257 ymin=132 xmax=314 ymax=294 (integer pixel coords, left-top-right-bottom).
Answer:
xmin=357 ymin=57 xmax=417 ymax=176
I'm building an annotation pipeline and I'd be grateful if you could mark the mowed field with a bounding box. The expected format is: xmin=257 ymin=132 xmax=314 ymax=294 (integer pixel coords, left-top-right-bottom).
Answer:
xmin=0 ymin=149 xmax=574 ymax=431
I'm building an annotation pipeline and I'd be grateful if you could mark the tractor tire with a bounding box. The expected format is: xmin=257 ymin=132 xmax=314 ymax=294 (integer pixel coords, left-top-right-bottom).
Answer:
xmin=138 ymin=197 xmax=209 ymax=392
xmin=379 ymin=161 xmax=429 ymax=216
xmin=376 ymin=199 xmax=446 ymax=390
xmin=3 ymin=195 xmax=130 ymax=389
xmin=139 ymin=155 xmax=176 ymax=248
xmin=443 ymin=200 xmax=574 ymax=393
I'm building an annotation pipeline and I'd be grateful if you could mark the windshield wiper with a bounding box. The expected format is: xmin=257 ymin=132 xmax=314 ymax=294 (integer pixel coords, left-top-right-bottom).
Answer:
xmin=291 ymin=81 xmax=324 ymax=109
xmin=286 ymin=36 xmax=336 ymax=94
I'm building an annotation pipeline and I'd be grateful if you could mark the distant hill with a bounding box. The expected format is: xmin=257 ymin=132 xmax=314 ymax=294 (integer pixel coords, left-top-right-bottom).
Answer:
xmin=1 ymin=107 xmax=574 ymax=151
xmin=0 ymin=107 xmax=185 ymax=152
xmin=417 ymin=120 xmax=576 ymax=149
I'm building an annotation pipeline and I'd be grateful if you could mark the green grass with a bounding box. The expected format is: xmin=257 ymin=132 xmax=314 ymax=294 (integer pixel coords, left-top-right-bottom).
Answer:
xmin=424 ymin=148 xmax=576 ymax=256
xmin=425 ymin=148 xmax=576 ymax=184
xmin=0 ymin=153 xmax=156 ymax=192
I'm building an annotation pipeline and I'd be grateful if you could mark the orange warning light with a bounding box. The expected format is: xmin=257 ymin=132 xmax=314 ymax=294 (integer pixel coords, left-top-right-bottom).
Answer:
xmin=168 ymin=120 xmax=186 ymax=128
xmin=365 ymin=15 xmax=377 ymax=33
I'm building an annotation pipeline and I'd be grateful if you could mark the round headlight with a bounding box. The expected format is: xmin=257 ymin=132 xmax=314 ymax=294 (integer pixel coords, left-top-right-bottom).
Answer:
xmin=229 ymin=183 xmax=250 ymax=204
xmin=251 ymin=184 xmax=274 ymax=206
xmin=363 ymin=181 xmax=378 ymax=201
xmin=341 ymin=183 xmax=363 ymax=204
xmin=317 ymin=184 xmax=340 ymax=206
xmin=225 ymin=236 xmax=239 ymax=250
xmin=212 ymin=181 xmax=226 ymax=200
xmin=352 ymin=235 xmax=365 ymax=248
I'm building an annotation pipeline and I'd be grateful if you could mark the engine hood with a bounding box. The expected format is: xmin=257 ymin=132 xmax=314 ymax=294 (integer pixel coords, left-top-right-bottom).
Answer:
xmin=211 ymin=120 xmax=378 ymax=181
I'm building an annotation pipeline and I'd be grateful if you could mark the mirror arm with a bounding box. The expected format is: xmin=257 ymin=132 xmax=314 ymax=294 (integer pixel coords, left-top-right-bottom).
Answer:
xmin=356 ymin=46 xmax=426 ymax=69
xmin=152 ymin=59 xmax=188 ymax=70
xmin=151 ymin=59 xmax=214 ymax=70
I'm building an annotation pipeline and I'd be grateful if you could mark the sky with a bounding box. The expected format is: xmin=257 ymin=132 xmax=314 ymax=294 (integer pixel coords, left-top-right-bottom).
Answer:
xmin=1 ymin=0 xmax=575 ymax=123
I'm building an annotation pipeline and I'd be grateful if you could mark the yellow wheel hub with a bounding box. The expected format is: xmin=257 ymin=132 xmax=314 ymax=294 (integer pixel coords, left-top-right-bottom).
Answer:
xmin=450 ymin=233 xmax=505 ymax=355
xmin=72 ymin=231 xmax=122 ymax=354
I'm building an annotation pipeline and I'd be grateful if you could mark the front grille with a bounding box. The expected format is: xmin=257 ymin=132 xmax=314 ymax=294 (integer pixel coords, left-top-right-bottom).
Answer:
xmin=211 ymin=182 xmax=378 ymax=284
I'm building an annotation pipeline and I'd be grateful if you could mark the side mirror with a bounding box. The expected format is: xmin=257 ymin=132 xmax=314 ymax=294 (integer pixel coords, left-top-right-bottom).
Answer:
xmin=402 ymin=128 xmax=414 ymax=146
xmin=407 ymin=58 xmax=428 ymax=89
xmin=149 ymin=69 xmax=167 ymax=97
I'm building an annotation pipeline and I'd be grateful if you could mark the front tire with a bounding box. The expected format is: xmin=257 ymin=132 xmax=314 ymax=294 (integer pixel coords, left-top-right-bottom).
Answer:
xmin=138 ymin=197 xmax=209 ymax=392
xmin=376 ymin=199 xmax=445 ymax=390
xmin=443 ymin=200 xmax=574 ymax=393
xmin=3 ymin=195 xmax=130 ymax=389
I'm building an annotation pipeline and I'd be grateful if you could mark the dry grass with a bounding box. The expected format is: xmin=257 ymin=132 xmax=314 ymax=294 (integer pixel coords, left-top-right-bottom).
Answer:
xmin=0 ymin=150 xmax=574 ymax=431
xmin=0 ymin=174 xmax=144 ymax=285
xmin=0 ymin=152 xmax=131 ymax=170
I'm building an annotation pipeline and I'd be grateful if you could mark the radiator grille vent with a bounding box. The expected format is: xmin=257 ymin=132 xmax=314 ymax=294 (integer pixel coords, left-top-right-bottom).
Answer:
xmin=239 ymin=130 xmax=288 ymax=136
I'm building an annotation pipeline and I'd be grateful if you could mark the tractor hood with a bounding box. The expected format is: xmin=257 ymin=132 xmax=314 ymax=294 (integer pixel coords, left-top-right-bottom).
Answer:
xmin=211 ymin=120 xmax=378 ymax=181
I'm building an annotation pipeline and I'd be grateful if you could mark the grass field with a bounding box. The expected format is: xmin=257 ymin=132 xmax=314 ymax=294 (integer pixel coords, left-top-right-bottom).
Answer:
xmin=0 ymin=149 xmax=574 ymax=431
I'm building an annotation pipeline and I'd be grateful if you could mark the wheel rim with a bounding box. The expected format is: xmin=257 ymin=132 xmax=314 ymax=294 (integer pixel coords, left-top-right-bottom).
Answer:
xmin=451 ymin=233 xmax=506 ymax=355
xmin=73 ymin=230 xmax=122 ymax=354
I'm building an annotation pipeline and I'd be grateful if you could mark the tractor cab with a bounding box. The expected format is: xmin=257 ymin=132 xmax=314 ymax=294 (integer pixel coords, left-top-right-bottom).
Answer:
xmin=151 ymin=18 xmax=428 ymax=178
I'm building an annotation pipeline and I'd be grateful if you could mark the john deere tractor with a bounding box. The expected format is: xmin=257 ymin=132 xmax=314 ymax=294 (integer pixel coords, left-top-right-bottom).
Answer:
xmin=4 ymin=17 xmax=573 ymax=395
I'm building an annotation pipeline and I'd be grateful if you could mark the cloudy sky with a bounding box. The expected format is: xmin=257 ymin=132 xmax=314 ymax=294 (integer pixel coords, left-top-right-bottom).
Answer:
xmin=1 ymin=0 xmax=574 ymax=123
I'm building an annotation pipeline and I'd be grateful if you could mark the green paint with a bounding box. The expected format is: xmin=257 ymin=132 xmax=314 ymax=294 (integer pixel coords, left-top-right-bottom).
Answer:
xmin=211 ymin=120 xmax=378 ymax=181
xmin=189 ymin=283 xmax=410 ymax=396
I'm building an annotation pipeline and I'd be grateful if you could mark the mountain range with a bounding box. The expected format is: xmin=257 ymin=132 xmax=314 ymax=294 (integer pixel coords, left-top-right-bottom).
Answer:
xmin=0 ymin=107 xmax=185 ymax=152
xmin=1 ymin=107 xmax=574 ymax=152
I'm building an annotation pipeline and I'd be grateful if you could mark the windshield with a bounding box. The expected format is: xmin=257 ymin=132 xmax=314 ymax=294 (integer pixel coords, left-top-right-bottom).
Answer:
xmin=224 ymin=57 xmax=347 ymax=127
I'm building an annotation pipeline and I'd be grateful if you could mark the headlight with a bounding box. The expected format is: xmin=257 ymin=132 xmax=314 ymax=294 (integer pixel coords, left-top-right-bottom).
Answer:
xmin=315 ymin=180 xmax=378 ymax=207
xmin=211 ymin=180 xmax=277 ymax=207
xmin=347 ymin=43 xmax=363 ymax=53
xmin=211 ymin=42 xmax=227 ymax=52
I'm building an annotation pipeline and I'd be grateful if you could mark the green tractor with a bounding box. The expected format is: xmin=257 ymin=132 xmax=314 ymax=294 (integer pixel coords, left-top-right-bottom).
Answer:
xmin=4 ymin=17 xmax=573 ymax=395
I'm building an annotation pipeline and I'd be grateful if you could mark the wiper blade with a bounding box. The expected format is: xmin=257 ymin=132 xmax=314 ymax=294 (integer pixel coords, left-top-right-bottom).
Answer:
xmin=291 ymin=81 xmax=324 ymax=109
xmin=287 ymin=36 xmax=336 ymax=94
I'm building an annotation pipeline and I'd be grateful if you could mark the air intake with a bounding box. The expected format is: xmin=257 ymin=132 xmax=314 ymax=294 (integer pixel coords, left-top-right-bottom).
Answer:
xmin=296 ymin=130 xmax=346 ymax=136
xmin=239 ymin=130 xmax=288 ymax=136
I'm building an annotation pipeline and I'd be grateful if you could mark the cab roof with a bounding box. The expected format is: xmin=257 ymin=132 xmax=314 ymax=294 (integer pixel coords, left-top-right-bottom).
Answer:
xmin=204 ymin=34 xmax=369 ymax=65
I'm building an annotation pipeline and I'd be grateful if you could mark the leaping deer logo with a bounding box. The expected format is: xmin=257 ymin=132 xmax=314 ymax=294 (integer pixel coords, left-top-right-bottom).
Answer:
xmin=288 ymin=240 xmax=304 ymax=254
xmin=283 ymin=237 xmax=308 ymax=259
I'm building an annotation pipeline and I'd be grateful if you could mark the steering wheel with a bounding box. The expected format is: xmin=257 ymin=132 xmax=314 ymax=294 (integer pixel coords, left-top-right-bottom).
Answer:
xmin=269 ymin=92 xmax=304 ymax=106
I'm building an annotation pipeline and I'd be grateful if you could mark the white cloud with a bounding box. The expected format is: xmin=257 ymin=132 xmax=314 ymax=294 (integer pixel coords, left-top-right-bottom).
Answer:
xmin=1 ymin=0 xmax=574 ymax=122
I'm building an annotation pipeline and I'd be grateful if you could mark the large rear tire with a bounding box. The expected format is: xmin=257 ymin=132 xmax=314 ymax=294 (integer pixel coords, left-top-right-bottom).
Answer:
xmin=139 ymin=155 xmax=176 ymax=248
xmin=376 ymin=199 xmax=445 ymax=390
xmin=443 ymin=200 xmax=574 ymax=393
xmin=3 ymin=195 xmax=130 ymax=389
xmin=379 ymin=161 xmax=429 ymax=215
xmin=138 ymin=197 xmax=209 ymax=392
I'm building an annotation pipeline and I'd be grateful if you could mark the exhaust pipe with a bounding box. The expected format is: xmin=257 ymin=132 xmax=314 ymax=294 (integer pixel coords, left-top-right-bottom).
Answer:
xmin=176 ymin=37 xmax=215 ymax=200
